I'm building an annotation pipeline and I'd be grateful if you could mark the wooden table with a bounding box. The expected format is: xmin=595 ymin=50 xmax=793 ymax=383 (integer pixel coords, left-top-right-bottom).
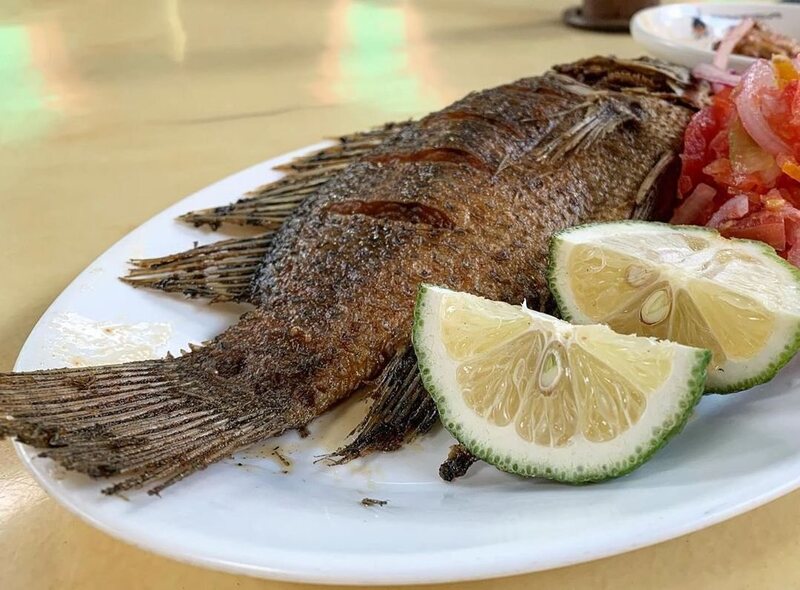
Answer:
xmin=1 ymin=1 xmax=798 ymax=588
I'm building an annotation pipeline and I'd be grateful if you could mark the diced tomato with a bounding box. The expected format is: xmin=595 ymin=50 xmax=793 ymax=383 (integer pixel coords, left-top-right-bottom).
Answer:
xmin=775 ymin=177 xmax=800 ymax=208
xmin=713 ymin=87 xmax=735 ymax=118
xmin=760 ymin=61 xmax=800 ymax=155
xmin=702 ymin=158 xmax=733 ymax=184
xmin=741 ymin=174 xmax=775 ymax=193
xmin=719 ymin=210 xmax=787 ymax=251
xmin=672 ymin=60 xmax=800 ymax=267
xmin=702 ymin=160 xmax=774 ymax=195
xmin=708 ymin=128 xmax=729 ymax=160
xmin=793 ymin=80 xmax=800 ymax=131
xmin=678 ymin=175 xmax=693 ymax=197
xmin=763 ymin=87 xmax=791 ymax=135
xmin=671 ymin=183 xmax=717 ymax=225
xmin=678 ymin=88 xmax=735 ymax=197
xmin=765 ymin=80 xmax=800 ymax=147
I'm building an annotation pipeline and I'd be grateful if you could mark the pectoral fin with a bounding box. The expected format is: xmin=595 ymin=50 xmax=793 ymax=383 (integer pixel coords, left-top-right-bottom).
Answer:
xmin=323 ymin=346 xmax=438 ymax=465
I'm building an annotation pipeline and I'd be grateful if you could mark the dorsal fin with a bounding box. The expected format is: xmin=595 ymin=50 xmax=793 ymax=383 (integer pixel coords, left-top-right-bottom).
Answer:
xmin=122 ymin=234 xmax=272 ymax=303
xmin=180 ymin=122 xmax=411 ymax=229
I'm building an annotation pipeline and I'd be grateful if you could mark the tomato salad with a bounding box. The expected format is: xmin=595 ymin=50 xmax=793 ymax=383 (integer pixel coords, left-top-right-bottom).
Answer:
xmin=673 ymin=24 xmax=800 ymax=266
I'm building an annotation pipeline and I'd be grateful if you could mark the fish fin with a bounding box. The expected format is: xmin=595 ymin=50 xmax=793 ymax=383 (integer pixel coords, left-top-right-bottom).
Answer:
xmin=439 ymin=443 xmax=478 ymax=481
xmin=122 ymin=234 xmax=272 ymax=303
xmin=180 ymin=122 xmax=410 ymax=229
xmin=535 ymin=97 xmax=638 ymax=163
xmin=632 ymin=151 xmax=681 ymax=222
xmin=0 ymin=356 xmax=277 ymax=495
xmin=177 ymin=172 xmax=321 ymax=230
xmin=554 ymin=56 xmax=691 ymax=93
xmin=553 ymin=57 xmax=706 ymax=109
xmin=322 ymin=347 xmax=438 ymax=465
xmin=274 ymin=122 xmax=412 ymax=173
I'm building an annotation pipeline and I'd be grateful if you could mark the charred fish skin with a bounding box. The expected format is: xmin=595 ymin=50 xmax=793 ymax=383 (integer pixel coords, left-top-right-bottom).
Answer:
xmin=249 ymin=69 xmax=692 ymax=403
xmin=179 ymin=122 xmax=413 ymax=230
xmin=0 ymin=58 xmax=696 ymax=493
xmin=306 ymin=81 xmax=689 ymax=467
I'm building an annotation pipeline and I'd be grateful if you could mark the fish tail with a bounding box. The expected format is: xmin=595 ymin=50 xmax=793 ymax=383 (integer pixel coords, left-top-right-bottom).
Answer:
xmin=179 ymin=122 xmax=410 ymax=229
xmin=324 ymin=347 xmax=438 ymax=465
xmin=122 ymin=234 xmax=272 ymax=303
xmin=0 ymin=356 xmax=272 ymax=495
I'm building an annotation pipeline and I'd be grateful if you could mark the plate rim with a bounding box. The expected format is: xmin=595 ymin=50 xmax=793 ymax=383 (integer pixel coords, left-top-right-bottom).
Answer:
xmin=10 ymin=146 xmax=800 ymax=585
xmin=630 ymin=2 xmax=800 ymax=71
xmin=16 ymin=435 xmax=800 ymax=585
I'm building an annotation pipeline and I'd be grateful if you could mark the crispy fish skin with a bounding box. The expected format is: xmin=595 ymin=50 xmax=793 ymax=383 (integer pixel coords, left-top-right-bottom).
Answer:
xmin=0 ymin=58 xmax=695 ymax=493
xmin=245 ymin=71 xmax=691 ymax=405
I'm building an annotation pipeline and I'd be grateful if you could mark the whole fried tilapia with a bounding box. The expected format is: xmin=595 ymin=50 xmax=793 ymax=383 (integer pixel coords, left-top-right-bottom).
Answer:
xmin=0 ymin=57 xmax=698 ymax=494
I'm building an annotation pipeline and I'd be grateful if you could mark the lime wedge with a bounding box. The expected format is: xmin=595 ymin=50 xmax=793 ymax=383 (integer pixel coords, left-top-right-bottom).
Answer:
xmin=549 ymin=221 xmax=800 ymax=392
xmin=413 ymin=285 xmax=709 ymax=483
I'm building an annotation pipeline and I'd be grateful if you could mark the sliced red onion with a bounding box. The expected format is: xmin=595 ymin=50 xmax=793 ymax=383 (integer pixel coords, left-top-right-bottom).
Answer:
xmin=713 ymin=18 xmax=755 ymax=70
xmin=692 ymin=63 xmax=741 ymax=87
xmin=735 ymin=60 xmax=792 ymax=156
xmin=707 ymin=194 xmax=749 ymax=228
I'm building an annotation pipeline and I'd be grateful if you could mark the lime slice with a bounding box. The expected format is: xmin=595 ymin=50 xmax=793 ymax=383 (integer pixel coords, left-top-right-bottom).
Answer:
xmin=413 ymin=285 xmax=709 ymax=483
xmin=549 ymin=221 xmax=800 ymax=393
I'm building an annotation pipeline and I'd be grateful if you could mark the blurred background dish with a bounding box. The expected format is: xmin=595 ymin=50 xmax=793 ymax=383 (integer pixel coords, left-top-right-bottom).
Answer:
xmin=631 ymin=2 xmax=800 ymax=72
xmin=564 ymin=0 xmax=659 ymax=32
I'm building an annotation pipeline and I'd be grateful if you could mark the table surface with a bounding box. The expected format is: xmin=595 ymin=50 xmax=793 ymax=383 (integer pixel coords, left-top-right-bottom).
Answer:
xmin=2 ymin=0 xmax=799 ymax=588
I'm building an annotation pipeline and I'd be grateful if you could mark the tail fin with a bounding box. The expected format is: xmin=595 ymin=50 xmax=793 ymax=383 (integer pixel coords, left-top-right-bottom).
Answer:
xmin=323 ymin=347 xmax=438 ymax=465
xmin=0 ymin=357 xmax=271 ymax=495
xmin=179 ymin=122 xmax=410 ymax=229
xmin=122 ymin=234 xmax=272 ymax=303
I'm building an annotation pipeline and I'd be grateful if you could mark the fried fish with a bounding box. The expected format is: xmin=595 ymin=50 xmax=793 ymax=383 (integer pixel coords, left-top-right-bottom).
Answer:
xmin=0 ymin=57 xmax=698 ymax=493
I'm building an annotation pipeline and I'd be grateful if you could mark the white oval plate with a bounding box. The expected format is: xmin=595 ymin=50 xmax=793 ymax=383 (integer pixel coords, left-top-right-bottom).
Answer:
xmin=12 ymin=146 xmax=800 ymax=585
xmin=631 ymin=2 xmax=800 ymax=73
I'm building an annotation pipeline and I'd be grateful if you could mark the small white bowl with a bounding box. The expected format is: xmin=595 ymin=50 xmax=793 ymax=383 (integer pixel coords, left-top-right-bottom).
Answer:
xmin=631 ymin=2 xmax=800 ymax=73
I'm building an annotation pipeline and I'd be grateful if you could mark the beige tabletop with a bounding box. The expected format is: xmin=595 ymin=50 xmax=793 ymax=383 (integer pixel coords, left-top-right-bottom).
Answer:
xmin=2 ymin=0 xmax=799 ymax=588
